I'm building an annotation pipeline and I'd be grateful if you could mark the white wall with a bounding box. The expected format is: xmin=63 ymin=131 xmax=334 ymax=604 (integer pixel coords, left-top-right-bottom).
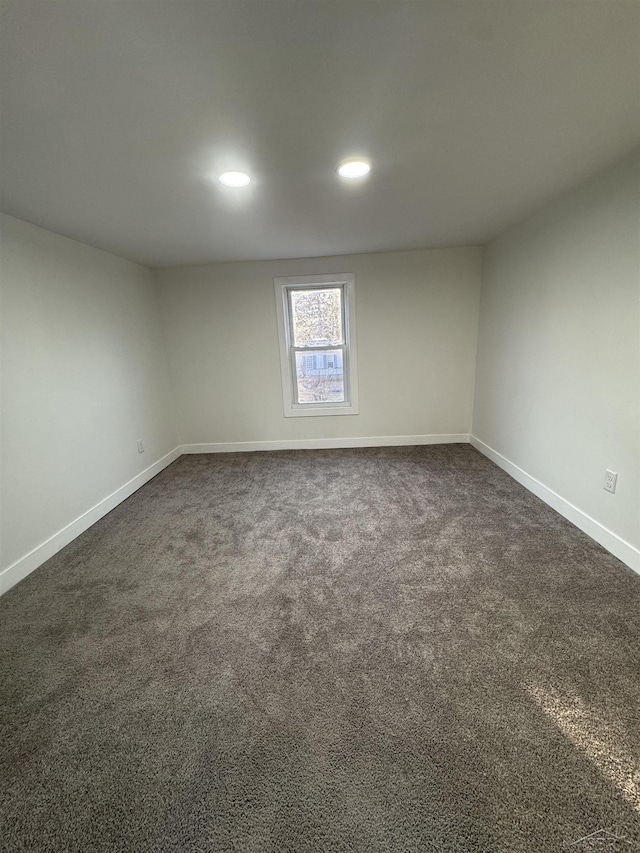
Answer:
xmin=0 ymin=214 xmax=179 ymax=591
xmin=473 ymin=151 xmax=640 ymax=563
xmin=155 ymin=247 xmax=482 ymax=446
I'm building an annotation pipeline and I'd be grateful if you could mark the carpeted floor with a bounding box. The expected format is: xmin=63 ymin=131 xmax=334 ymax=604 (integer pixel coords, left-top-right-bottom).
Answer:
xmin=1 ymin=445 xmax=639 ymax=852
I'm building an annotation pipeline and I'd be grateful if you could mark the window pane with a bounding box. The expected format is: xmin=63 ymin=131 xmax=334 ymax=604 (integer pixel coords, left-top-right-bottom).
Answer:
xmin=295 ymin=348 xmax=344 ymax=404
xmin=290 ymin=288 xmax=343 ymax=347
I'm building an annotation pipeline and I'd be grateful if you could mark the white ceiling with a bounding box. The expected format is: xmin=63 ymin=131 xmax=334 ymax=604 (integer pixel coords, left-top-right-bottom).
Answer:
xmin=1 ymin=1 xmax=639 ymax=267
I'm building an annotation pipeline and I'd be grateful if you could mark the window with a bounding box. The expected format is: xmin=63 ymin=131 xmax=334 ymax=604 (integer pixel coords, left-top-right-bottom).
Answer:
xmin=274 ymin=273 xmax=359 ymax=417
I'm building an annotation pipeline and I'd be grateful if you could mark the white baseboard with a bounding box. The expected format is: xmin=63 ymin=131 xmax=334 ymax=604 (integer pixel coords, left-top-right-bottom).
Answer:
xmin=5 ymin=434 xmax=635 ymax=597
xmin=180 ymin=434 xmax=470 ymax=454
xmin=0 ymin=447 xmax=183 ymax=597
xmin=470 ymin=435 xmax=640 ymax=575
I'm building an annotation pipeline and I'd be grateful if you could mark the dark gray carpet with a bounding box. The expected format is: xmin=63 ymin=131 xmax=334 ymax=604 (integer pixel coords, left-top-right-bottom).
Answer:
xmin=1 ymin=445 xmax=639 ymax=852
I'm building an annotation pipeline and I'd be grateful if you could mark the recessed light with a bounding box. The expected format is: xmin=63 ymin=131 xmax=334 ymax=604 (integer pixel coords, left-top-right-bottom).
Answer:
xmin=218 ymin=171 xmax=251 ymax=187
xmin=337 ymin=159 xmax=371 ymax=178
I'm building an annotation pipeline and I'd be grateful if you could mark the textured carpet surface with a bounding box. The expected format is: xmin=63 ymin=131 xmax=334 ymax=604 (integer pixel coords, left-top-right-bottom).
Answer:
xmin=1 ymin=445 xmax=639 ymax=852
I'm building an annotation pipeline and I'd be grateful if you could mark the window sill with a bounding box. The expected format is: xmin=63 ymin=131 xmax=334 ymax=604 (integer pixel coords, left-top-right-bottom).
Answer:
xmin=284 ymin=404 xmax=359 ymax=418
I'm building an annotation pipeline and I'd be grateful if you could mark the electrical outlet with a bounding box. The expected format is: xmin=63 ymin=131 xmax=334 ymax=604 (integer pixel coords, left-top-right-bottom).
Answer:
xmin=137 ymin=439 xmax=144 ymax=454
xmin=604 ymin=469 xmax=617 ymax=493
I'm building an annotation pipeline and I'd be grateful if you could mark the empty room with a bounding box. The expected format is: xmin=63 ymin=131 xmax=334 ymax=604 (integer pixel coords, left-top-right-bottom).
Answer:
xmin=1 ymin=1 xmax=639 ymax=851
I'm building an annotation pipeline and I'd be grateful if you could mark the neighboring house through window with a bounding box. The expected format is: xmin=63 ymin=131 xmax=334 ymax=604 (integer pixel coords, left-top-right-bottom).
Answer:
xmin=274 ymin=273 xmax=359 ymax=417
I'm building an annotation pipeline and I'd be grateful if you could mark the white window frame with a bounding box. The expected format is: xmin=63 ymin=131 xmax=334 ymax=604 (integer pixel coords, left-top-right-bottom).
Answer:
xmin=274 ymin=273 xmax=359 ymax=418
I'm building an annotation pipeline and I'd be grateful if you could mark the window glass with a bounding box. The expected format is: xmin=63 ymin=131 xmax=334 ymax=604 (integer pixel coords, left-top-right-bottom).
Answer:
xmin=290 ymin=288 xmax=343 ymax=347
xmin=294 ymin=348 xmax=344 ymax=404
